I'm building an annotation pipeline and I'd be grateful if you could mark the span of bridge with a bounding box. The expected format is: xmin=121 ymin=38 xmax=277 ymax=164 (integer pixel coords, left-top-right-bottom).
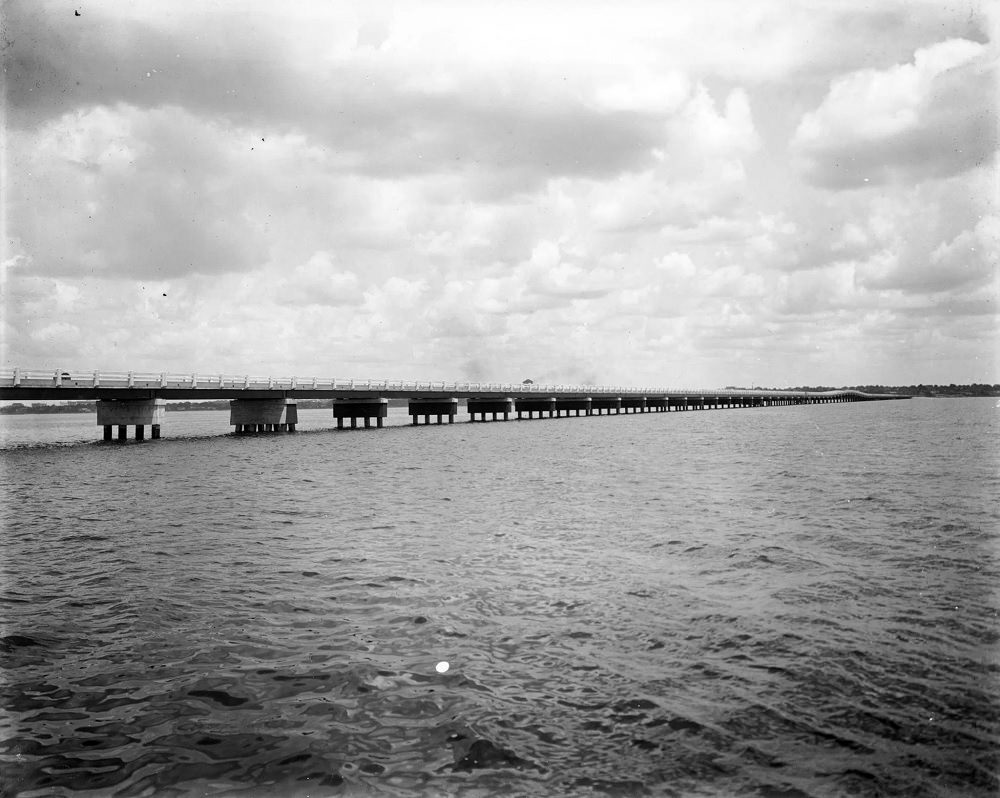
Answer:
xmin=0 ymin=369 xmax=909 ymax=441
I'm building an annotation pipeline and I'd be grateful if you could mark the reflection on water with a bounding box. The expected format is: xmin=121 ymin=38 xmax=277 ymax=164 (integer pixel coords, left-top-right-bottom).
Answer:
xmin=1 ymin=399 xmax=998 ymax=796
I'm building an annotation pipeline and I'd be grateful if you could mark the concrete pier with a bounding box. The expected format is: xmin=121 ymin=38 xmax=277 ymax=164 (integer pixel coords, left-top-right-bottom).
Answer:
xmin=409 ymin=398 xmax=458 ymax=425
xmin=467 ymin=398 xmax=514 ymax=422
xmin=591 ymin=397 xmax=622 ymax=416
xmin=621 ymin=397 xmax=647 ymax=414
xmin=230 ymin=398 xmax=298 ymax=433
xmin=647 ymin=398 xmax=668 ymax=412
xmin=555 ymin=397 xmax=592 ymax=417
xmin=97 ymin=399 xmax=166 ymax=442
xmin=333 ymin=398 xmax=388 ymax=429
xmin=515 ymin=397 xmax=557 ymax=419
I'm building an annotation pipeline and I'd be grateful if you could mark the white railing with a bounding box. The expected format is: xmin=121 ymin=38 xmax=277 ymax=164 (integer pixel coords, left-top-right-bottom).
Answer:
xmin=0 ymin=369 xmax=873 ymax=397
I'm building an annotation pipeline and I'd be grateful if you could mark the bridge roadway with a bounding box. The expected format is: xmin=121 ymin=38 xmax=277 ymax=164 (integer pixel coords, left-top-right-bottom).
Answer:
xmin=0 ymin=369 xmax=909 ymax=441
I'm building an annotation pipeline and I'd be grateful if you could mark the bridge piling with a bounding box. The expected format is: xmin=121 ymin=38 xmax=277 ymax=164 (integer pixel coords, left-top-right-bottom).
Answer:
xmin=467 ymin=398 xmax=514 ymax=422
xmin=230 ymin=399 xmax=297 ymax=435
xmin=409 ymin=398 xmax=458 ymax=426
xmin=334 ymin=398 xmax=388 ymax=431
xmin=515 ymin=397 xmax=556 ymax=420
xmin=98 ymin=399 xmax=167 ymax=442
xmin=591 ymin=397 xmax=621 ymax=416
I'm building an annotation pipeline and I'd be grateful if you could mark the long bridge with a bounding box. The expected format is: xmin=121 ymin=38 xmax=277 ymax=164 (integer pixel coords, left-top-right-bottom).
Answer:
xmin=0 ymin=369 xmax=909 ymax=441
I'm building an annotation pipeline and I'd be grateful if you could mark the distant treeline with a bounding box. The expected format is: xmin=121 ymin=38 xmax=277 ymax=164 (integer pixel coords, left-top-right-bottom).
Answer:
xmin=1 ymin=402 xmax=98 ymax=415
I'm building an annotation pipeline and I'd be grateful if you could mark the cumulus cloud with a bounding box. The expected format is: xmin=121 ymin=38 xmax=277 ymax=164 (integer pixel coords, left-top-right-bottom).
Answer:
xmin=10 ymin=105 xmax=276 ymax=278
xmin=5 ymin=0 xmax=665 ymax=188
xmin=792 ymin=39 xmax=997 ymax=187
xmin=272 ymin=253 xmax=365 ymax=308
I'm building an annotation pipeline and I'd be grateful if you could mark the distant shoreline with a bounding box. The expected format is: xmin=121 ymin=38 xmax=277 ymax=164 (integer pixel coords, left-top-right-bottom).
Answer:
xmin=1 ymin=387 xmax=996 ymax=414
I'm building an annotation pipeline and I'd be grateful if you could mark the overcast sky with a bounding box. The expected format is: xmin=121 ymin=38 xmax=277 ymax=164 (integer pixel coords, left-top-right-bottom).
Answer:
xmin=3 ymin=0 xmax=997 ymax=387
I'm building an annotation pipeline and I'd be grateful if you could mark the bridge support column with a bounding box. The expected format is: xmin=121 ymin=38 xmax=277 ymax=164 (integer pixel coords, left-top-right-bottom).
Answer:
xmin=333 ymin=398 xmax=388 ymax=430
xmin=591 ymin=397 xmax=621 ymax=416
xmin=230 ymin=399 xmax=298 ymax=433
xmin=555 ymin=397 xmax=591 ymax=418
xmin=622 ymin=397 xmax=647 ymax=414
xmin=97 ymin=399 xmax=167 ymax=442
xmin=647 ymin=398 xmax=667 ymax=413
xmin=515 ymin=397 xmax=556 ymax=419
xmin=467 ymin=398 xmax=514 ymax=422
xmin=409 ymin=398 xmax=458 ymax=426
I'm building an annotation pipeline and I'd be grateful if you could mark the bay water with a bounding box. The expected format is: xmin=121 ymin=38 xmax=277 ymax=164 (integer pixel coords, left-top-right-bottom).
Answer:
xmin=1 ymin=398 xmax=997 ymax=797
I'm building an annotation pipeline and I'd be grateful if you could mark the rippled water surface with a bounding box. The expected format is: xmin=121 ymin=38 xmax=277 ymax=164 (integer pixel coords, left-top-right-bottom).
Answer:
xmin=1 ymin=399 xmax=998 ymax=797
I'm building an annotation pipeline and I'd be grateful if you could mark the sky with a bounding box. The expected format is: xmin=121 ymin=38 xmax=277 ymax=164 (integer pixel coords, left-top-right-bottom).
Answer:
xmin=2 ymin=0 xmax=997 ymax=388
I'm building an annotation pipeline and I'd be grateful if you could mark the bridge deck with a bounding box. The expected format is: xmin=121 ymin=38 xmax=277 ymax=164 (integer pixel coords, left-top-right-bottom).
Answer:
xmin=0 ymin=370 xmax=908 ymax=402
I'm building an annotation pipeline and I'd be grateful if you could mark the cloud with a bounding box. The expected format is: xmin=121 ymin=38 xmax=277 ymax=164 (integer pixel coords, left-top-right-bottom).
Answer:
xmin=9 ymin=105 xmax=271 ymax=278
xmin=792 ymin=39 xmax=997 ymax=188
xmin=4 ymin=0 xmax=666 ymax=189
xmin=854 ymin=207 xmax=999 ymax=294
xmin=272 ymin=253 xmax=365 ymax=308
xmin=548 ymin=87 xmax=760 ymax=235
xmin=3 ymin=1 xmax=997 ymax=387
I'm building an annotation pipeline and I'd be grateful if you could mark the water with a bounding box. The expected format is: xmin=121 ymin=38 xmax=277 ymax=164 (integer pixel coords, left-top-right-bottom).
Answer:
xmin=1 ymin=399 xmax=997 ymax=797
